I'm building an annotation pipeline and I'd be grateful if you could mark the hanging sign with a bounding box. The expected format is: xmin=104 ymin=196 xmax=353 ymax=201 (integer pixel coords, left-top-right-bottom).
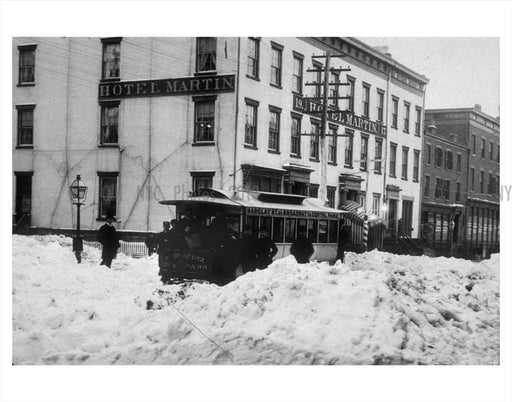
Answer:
xmin=99 ymin=74 xmax=235 ymax=100
xmin=293 ymin=94 xmax=387 ymax=136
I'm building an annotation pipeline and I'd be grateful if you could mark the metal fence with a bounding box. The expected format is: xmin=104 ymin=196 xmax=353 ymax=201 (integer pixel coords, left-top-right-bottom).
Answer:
xmin=84 ymin=240 xmax=149 ymax=258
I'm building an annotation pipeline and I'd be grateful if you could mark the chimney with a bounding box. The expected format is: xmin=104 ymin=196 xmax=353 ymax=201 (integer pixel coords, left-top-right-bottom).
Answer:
xmin=474 ymin=104 xmax=482 ymax=112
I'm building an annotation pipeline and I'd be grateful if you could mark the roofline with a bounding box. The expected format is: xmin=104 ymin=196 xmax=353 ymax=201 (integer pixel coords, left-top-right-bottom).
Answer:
xmin=345 ymin=37 xmax=429 ymax=84
xmin=426 ymin=108 xmax=500 ymax=125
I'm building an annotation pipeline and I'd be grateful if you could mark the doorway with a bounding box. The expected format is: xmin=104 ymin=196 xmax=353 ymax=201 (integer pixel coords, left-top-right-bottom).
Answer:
xmin=15 ymin=172 xmax=33 ymax=229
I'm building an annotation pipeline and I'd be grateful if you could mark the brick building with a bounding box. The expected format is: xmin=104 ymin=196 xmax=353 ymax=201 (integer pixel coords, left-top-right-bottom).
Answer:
xmin=422 ymin=106 xmax=500 ymax=256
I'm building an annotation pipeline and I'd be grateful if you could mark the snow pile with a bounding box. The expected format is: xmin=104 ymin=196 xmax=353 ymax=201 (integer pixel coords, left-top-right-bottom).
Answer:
xmin=12 ymin=235 xmax=499 ymax=365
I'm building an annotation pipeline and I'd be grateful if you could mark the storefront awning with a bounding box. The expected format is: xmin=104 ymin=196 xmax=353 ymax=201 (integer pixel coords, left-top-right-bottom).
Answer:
xmin=340 ymin=200 xmax=384 ymax=224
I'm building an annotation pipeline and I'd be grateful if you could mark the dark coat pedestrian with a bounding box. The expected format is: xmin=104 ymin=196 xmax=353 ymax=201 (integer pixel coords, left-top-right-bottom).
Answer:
xmin=336 ymin=223 xmax=351 ymax=263
xmin=254 ymin=230 xmax=278 ymax=269
xmin=290 ymin=237 xmax=314 ymax=264
xmin=238 ymin=225 xmax=259 ymax=273
xmin=97 ymin=213 xmax=120 ymax=268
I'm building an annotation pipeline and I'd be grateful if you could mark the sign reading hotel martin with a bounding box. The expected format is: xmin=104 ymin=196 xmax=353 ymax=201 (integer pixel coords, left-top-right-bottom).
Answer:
xmin=98 ymin=74 xmax=235 ymax=100
xmin=293 ymin=94 xmax=387 ymax=136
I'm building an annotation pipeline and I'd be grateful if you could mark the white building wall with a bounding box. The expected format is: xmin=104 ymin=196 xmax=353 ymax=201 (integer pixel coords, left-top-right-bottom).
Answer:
xmin=13 ymin=36 xmax=426 ymax=235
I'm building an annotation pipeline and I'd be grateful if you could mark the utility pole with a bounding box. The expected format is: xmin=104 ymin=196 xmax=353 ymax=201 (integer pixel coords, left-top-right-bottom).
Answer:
xmin=302 ymin=51 xmax=351 ymax=205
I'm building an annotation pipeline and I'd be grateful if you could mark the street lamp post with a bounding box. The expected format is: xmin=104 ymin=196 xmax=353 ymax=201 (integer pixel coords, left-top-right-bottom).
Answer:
xmin=69 ymin=175 xmax=88 ymax=263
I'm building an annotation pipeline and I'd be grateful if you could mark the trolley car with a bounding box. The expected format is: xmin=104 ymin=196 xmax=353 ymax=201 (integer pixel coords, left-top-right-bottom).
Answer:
xmin=158 ymin=188 xmax=346 ymax=282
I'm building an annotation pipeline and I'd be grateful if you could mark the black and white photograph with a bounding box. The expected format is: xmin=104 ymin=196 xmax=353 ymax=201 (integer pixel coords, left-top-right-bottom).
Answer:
xmin=1 ymin=1 xmax=511 ymax=402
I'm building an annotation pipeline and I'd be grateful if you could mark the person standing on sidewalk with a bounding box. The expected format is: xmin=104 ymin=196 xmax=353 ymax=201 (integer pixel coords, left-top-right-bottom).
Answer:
xmin=97 ymin=211 xmax=120 ymax=268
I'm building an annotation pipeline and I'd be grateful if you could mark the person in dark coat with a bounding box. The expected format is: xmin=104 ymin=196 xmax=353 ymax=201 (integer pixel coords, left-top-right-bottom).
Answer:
xmin=97 ymin=212 xmax=120 ymax=268
xmin=238 ymin=225 xmax=258 ymax=273
xmin=254 ymin=229 xmax=278 ymax=269
xmin=336 ymin=220 xmax=351 ymax=263
xmin=290 ymin=236 xmax=314 ymax=264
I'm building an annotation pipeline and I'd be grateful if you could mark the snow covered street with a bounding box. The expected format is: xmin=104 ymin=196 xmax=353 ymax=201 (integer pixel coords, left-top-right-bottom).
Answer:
xmin=12 ymin=235 xmax=499 ymax=365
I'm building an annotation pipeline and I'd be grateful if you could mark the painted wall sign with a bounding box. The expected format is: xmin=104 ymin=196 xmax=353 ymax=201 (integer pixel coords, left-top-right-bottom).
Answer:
xmin=293 ymin=94 xmax=387 ymax=136
xmin=246 ymin=207 xmax=340 ymax=219
xmin=99 ymin=74 xmax=235 ymax=99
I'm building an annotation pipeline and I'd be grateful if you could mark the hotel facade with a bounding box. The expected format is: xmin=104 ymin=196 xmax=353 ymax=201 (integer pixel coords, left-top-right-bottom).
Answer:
xmin=13 ymin=37 xmax=428 ymax=238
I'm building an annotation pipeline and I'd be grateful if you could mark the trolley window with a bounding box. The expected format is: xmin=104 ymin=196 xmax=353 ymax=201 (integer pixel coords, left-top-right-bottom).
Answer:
xmin=260 ymin=216 xmax=272 ymax=237
xmin=297 ymin=219 xmax=308 ymax=238
xmin=273 ymin=217 xmax=284 ymax=243
xmin=285 ymin=218 xmax=296 ymax=243
xmin=246 ymin=216 xmax=258 ymax=235
xmin=328 ymin=220 xmax=339 ymax=243
xmin=318 ymin=220 xmax=328 ymax=243
xmin=307 ymin=219 xmax=318 ymax=242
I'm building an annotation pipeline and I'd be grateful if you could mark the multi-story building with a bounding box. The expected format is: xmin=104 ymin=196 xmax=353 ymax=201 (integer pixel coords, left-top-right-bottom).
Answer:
xmin=13 ymin=37 xmax=428 ymax=242
xmin=423 ymin=106 xmax=500 ymax=256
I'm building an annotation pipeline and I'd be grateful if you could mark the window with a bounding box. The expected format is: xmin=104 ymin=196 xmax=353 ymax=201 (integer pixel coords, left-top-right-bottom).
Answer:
xmin=472 ymin=134 xmax=476 ymax=155
xmin=480 ymin=138 xmax=486 ymax=158
xmin=362 ymin=83 xmax=370 ymax=118
xmin=377 ymin=89 xmax=384 ymax=122
xmin=389 ymin=143 xmax=397 ymax=177
xmin=100 ymin=102 xmax=119 ymax=145
xmin=470 ymin=168 xmax=475 ymax=191
xmin=374 ymin=138 xmax=383 ymax=173
xmin=18 ymin=45 xmax=36 ymax=84
xmin=456 ymin=182 xmax=461 ymax=201
xmin=443 ymin=180 xmax=450 ymax=200
xmin=445 ymin=150 xmax=453 ymax=170
xmin=426 ymin=143 xmax=431 ymax=165
xmin=435 ymin=178 xmax=442 ymax=198
xmin=193 ymin=98 xmax=215 ymax=143
xmin=268 ymin=106 xmax=281 ymax=152
xmin=191 ymin=171 xmax=215 ymax=192
xmin=401 ymin=146 xmax=409 ymax=180
xmin=360 ymin=135 xmax=369 ymax=171
xmin=312 ymin=61 xmax=323 ymax=99
xmin=16 ymin=105 xmax=35 ymax=146
xmin=196 ymin=37 xmax=216 ymax=72
xmin=327 ymin=186 xmax=336 ymax=208
xmin=309 ymin=184 xmax=319 ymax=198
xmin=489 ymin=142 xmax=494 ymax=161
xmin=244 ymin=99 xmax=258 ymax=147
xmin=329 ymin=72 xmax=340 ymax=107
xmin=101 ymin=38 xmax=121 ymax=80
xmin=480 ymin=170 xmax=485 ymax=193
xmin=413 ymin=150 xmax=420 ymax=182
xmin=310 ymin=121 xmax=320 ymax=160
xmin=290 ymin=115 xmax=301 ymax=156
xmin=456 ymin=153 xmax=462 ymax=172
xmin=98 ymin=173 xmax=118 ymax=219
xmin=344 ymin=130 xmax=353 ymax=167
xmin=488 ymin=172 xmax=494 ymax=194
xmin=270 ymin=43 xmax=283 ymax=87
xmin=358 ymin=193 xmax=366 ymax=209
xmin=497 ymin=145 xmax=500 ymax=163
xmin=403 ymin=102 xmax=410 ymax=132
xmin=415 ymin=106 xmax=422 ymax=136
xmin=391 ymin=97 xmax=399 ymax=128
xmin=292 ymin=53 xmax=303 ymax=94
xmin=424 ymin=175 xmax=430 ymax=197
xmin=435 ymin=147 xmax=443 ymax=167
xmin=247 ymin=38 xmax=260 ymax=78
xmin=372 ymin=194 xmax=381 ymax=215
xmin=328 ymin=126 xmax=337 ymax=164
xmin=347 ymin=77 xmax=355 ymax=112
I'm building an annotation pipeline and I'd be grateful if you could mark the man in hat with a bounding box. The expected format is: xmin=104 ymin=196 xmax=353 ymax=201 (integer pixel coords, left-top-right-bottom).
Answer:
xmin=97 ymin=211 xmax=120 ymax=268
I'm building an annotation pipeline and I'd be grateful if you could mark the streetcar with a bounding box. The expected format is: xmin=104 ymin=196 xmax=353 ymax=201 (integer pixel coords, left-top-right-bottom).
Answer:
xmin=158 ymin=188 xmax=346 ymax=282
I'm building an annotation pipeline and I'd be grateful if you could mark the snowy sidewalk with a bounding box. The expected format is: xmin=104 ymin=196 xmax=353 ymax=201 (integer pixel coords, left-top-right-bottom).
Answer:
xmin=12 ymin=235 xmax=499 ymax=365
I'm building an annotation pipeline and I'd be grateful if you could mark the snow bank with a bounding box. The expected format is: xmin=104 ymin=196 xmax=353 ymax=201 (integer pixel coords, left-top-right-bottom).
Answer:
xmin=12 ymin=235 xmax=499 ymax=365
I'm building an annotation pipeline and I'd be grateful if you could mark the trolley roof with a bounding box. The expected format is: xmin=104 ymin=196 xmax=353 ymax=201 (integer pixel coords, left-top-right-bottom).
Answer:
xmin=160 ymin=188 xmax=347 ymax=218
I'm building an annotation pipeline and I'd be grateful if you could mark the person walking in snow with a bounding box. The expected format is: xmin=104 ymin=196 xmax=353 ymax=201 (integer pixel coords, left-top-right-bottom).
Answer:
xmin=336 ymin=219 xmax=351 ymax=263
xmin=97 ymin=211 xmax=120 ymax=268
xmin=254 ymin=228 xmax=278 ymax=269
xmin=290 ymin=236 xmax=314 ymax=264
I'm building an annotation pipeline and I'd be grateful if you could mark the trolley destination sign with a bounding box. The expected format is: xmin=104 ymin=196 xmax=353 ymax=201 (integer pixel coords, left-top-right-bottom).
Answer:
xmin=293 ymin=94 xmax=387 ymax=136
xmin=98 ymin=74 xmax=236 ymax=100
xmin=246 ymin=207 xmax=340 ymax=219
